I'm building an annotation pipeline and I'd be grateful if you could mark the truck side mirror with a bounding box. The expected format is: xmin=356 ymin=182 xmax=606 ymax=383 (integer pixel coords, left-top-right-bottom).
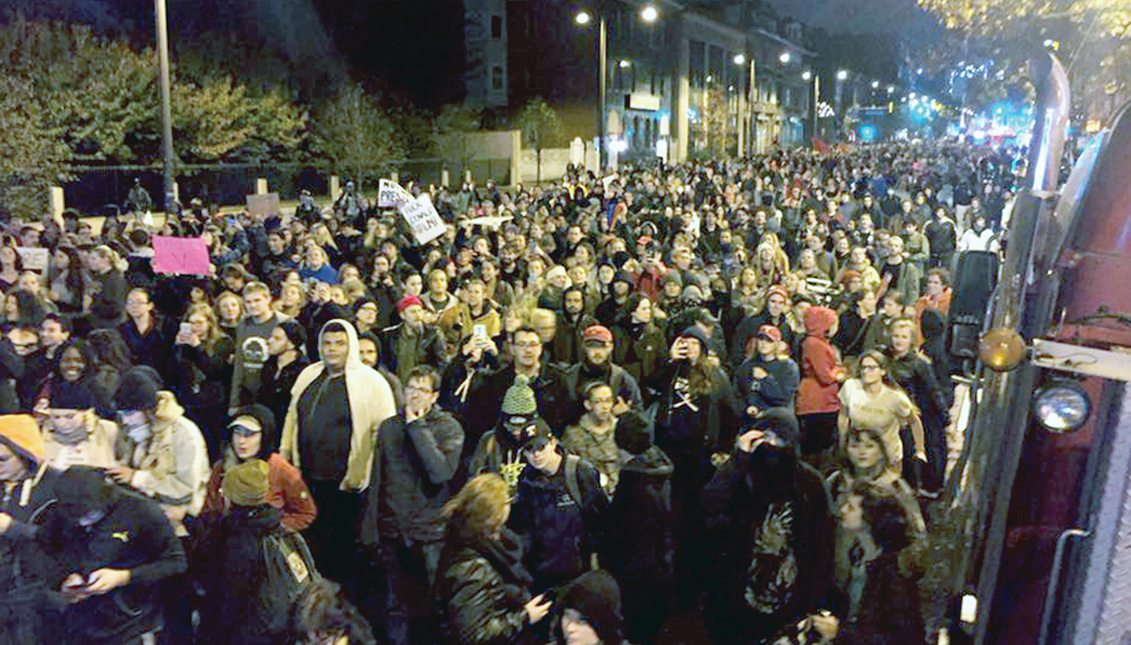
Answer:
xmin=949 ymin=251 xmax=999 ymax=359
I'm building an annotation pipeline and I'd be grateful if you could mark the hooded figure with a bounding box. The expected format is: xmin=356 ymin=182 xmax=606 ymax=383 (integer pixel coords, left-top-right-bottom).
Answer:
xmin=194 ymin=459 xmax=320 ymax=645
xmin=603 ymin=410 xmax=674 ymax=645
xmin=0 ymin=415 xmax=64 ymax=643
xmin=280 ymin=319 xmax=395 ymax=586
xmin=796 ymin=306 xmax=843 ymax=457
xmin=281 ymin=319 xmax=396 ymax=492
xmin=111 ymin=366 xmax=211 ymax=537
xmin=556 ymin=570 xmax=626 ymax=645
xmin=44 ymin=466 xmax=188 ymax=645
xmin=701 ymin=408 xmax=834 ymax=645
xmin=202 ymin=404 xmax=316 ymax=531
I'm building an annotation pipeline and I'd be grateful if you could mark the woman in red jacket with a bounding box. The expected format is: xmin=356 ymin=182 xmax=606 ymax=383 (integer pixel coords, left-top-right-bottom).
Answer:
xmin=797 ymin=305 xmax=846 ymax=467
xmin=202 ymin=404 xmax=316 ymax=531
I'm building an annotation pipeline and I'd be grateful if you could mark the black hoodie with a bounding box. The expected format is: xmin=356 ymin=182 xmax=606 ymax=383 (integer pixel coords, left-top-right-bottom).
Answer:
xmin=603 ymin=445 xmax=675 ymax=580
xmin=44 ymin=467 xmax=187 ymax=645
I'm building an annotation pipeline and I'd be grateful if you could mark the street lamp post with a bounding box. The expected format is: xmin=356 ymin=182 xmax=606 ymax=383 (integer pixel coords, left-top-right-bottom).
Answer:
xmin=577 ymin=5 xmax=657 ymax=171
xmin=598 ymin=16 xmax=607 ymax=170
xmin=154 ymin=0 xmax=176 ymax=213
xmin=812 ymin=73 xmax=820 ymax=140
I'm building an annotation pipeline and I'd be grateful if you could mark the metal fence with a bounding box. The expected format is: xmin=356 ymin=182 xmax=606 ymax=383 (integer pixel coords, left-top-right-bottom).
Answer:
xmin=62 ymin=158 xmax=513 ymax=214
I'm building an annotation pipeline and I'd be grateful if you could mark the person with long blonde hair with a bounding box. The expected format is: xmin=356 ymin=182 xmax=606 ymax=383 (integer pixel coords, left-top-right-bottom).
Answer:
xmin=172 ymin=302 xmax=235 ymax=459
xmin=435 ymin=474 xmax=551 ymax=645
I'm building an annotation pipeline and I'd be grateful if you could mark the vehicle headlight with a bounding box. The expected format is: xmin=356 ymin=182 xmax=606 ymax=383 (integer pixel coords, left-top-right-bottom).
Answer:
xmin=1033 ymin=383 xmax=1091 ymax=433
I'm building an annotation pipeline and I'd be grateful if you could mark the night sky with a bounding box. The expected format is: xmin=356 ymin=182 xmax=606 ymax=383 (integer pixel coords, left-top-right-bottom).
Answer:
xmin=1 ymin=0 xmax=942 ymax=104
xmin=1 ymin=0 xmax=466 ymax=106
xmin=764 ymin=0 xmax=939 ymax=37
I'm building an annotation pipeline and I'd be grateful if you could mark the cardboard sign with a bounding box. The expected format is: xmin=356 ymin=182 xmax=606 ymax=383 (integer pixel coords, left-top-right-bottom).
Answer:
xmin=246 ymin=193 xmax=281 ymax=218
xmin=15 ymin=247 xmax=49 ymax=272
xmin=399 ymin=194 xmax=447 ymax=245
xmin=151 ymin=236 xmax=213 ymax=276
xmin=378 ymin=179 xmax=413 ymax=208
xmin=463 ymin=215 xmax=514 ymax=230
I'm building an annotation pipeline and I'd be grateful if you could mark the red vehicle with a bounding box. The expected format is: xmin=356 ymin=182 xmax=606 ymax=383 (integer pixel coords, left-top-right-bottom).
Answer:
xmin=944 ymin=53 xmax=1131 ymax=645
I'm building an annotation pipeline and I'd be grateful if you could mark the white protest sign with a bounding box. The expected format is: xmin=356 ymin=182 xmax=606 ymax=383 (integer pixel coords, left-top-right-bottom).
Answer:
xmin=463 ymin=215 xmax=514 ymax=230
xmin=601 ymin=173 xmax=619 ymax=191
xmin=15 ymin=247 xmax=49 ymax=272
xmin=378 ymin=179 xmax=413 ymax=208
xmin=399 ymin=194 xmax=447 ymax=245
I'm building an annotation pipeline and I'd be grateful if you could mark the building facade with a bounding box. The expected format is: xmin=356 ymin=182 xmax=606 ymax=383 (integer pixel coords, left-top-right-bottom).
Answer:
xmin=469 ymin=0 xmax=816 ymax=165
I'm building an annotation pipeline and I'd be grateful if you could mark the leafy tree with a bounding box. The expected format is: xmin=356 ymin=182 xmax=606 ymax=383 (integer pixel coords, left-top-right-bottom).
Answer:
xmin=433 ymin=104 xmax=482 ymax=182
xmin=312 ymin=82 xmax=406 ymax=190
xmin=0 ymin=18 xmax=309 ymax=166
xmin=916 ymin=0 xmax=1128 ymax=39
xmin=0 ymin=75 xmax=69 ymax=218
xmin=691 ymin=85 xmax=736 ymax=159
xmin=915 ymin=0 xmax=1131 ymax=111
xmin=172 ymin=77 xmax=308 ymax=163
xmin=514 ymin=98 xmax=563 ymax=183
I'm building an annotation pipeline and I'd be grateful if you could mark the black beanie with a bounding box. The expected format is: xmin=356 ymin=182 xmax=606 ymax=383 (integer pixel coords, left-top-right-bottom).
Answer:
xmin=50 ymin=382 xmax=96 ymax=411
xmin=560 ymin=570 xmax=623 ymax=645
xmin=753 ymin=407 xmax=801 ymax=448
xmin=615 ymin=410 xmax=652 ymax=455
xmin=114 ymin=366 xmax=161 ymax=411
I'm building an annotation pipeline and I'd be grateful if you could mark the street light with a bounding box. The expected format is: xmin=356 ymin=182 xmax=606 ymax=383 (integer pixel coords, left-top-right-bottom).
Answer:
xmin=640 ymin=5 xmax=659 ymax=22
xmin=733 ymin=53 xmax=746 ymax=65
xmin=574 ymin=10 xmax=591 ymax=25
xmin=836 ymin=69 xmax=848 ymax=81
xmin=887 ymin=85 xmax=895 ymax=93
xmin=155 ymin=0 xmax=176 ymax=211
xmin=619 ymin=59 xmax=631 ymax=68
xmin=802 ymin=70 xmax=812 ymax=81
xmin=871 ymin=80 xmax=880 ymax=89
xmin=779 ymin=51 xmax=791 ymax=64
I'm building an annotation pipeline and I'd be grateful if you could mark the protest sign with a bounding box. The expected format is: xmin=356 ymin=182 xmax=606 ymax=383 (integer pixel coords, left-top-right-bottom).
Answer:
xmin=601 ymin=173 xmax=619 ymax=191
xmin=378 ymin=179 xmax=413 ymax=208
xmin=399 ymin=194 xmax=447 ymax=245
xmin=246 ymin=193 xmax=281 ymax=218
xmin=152 ymin=236 xmax=213 ymax=276
xmin=463 ymin=215 xmax=514 ymax=230
xmin=15 ymin=247 xmax=49 ymax=272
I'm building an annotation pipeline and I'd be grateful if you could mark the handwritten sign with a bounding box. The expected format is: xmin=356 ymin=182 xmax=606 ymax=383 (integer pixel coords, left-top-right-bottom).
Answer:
xmin=463 ymin=215 xmax=514 ymax=230
xmin=246 ymin=193 xmax=281 ymax=218
xmin=378 ymin=179 xmax=413 ymax=208
xmin=15 ymin=247 xmax=49 ymax=272
xmin=399 ymin=194 xmax=447 ymax=245
xmin=152 ymin=236 xmax=212 ymax=276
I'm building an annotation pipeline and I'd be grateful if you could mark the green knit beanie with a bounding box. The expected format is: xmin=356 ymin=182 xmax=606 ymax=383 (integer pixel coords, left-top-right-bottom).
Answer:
xmin=501 ymin=374 xmax=538 ymax=416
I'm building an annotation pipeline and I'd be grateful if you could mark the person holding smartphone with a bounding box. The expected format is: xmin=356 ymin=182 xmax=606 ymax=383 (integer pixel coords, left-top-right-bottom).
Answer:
xmin=47 ymin=466 xmax=187 ymax=645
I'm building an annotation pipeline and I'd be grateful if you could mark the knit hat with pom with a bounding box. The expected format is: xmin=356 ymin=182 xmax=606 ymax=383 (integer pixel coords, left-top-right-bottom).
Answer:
xmin=501 ymin=374 xmax=538 ymax=417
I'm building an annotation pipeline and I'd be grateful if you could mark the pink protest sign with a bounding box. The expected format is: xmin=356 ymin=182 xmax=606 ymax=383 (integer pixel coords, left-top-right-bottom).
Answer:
xmin=151 ymin=236 xmax=212 ymax=276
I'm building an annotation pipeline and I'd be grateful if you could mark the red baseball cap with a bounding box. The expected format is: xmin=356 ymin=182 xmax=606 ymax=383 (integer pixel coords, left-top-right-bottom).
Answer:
xmin=583 ymin=325 xmax=613 ymax=345
xmin=756 ymin=325 xmax=783 ymax=342
xmin=396 ymin=295 xmax=423 ymax=313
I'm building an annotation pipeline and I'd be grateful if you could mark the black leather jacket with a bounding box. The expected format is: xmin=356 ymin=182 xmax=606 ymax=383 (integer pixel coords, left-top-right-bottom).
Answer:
xmin=435 ymin=529 xmax=536 ymax=645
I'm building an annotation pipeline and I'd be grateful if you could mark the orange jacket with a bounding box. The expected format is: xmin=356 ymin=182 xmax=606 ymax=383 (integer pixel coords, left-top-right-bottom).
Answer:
xmin=203 ymin=452 xmax=317 ymax=531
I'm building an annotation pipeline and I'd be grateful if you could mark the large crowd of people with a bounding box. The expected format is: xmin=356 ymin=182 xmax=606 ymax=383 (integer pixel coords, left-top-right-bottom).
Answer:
xmin=0 ymin=140 xmax=1020 ymax=645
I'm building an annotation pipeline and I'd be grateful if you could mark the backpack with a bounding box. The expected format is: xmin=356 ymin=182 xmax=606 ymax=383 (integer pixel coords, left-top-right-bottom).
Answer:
xmin=259 ymin=529 xmax=321 ymax=626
